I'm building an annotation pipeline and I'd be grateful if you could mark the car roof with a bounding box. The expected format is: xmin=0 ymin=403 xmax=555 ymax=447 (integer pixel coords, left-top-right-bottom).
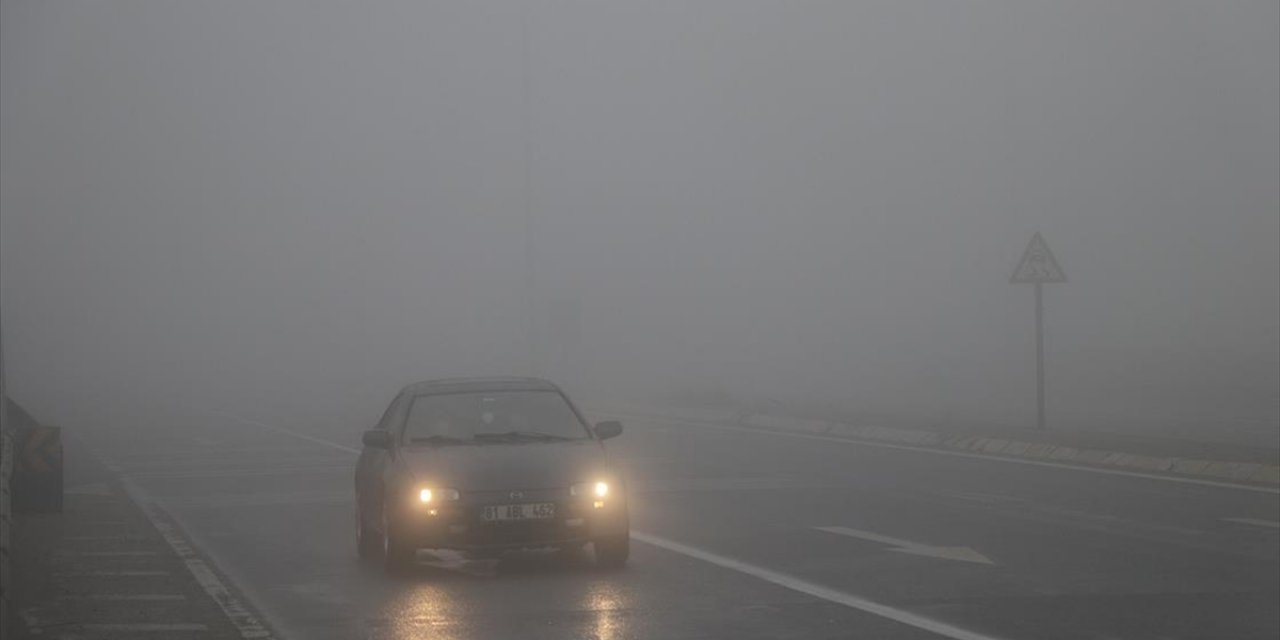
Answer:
xmin=399 ymin=376 xmax=562 ymax=396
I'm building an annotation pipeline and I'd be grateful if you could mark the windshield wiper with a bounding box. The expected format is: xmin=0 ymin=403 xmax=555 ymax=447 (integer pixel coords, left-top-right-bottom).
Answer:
xmin=473 ymin=430 xmax=577 ymax=443
xmin=409 ymin=434 xmax=472 ymax=447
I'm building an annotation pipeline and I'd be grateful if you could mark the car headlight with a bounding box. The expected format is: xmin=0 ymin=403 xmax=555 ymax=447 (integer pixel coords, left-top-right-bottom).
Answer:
xmin=418 ymin=487 xmax=460 ymax=503
xmin=571 ymin=481 xmax=609 ymax=498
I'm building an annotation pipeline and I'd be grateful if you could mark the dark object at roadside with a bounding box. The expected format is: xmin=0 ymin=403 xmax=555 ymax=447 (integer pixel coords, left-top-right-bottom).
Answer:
xmin=13 ymin=425 xmax=62 ymax=514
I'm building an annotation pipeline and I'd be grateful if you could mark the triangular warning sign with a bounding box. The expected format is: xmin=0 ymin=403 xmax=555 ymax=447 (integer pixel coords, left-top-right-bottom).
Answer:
xmin=1011 ymin=232 xmax=1066 ymax=284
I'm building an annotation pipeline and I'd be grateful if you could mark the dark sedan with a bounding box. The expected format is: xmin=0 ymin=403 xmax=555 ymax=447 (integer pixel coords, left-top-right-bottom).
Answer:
xmin=354 ymin=377 xmax=629 ymax=574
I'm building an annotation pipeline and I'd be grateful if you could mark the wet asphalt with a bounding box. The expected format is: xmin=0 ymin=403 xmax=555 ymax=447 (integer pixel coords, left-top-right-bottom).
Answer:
xmin=77 ymin=412 xmax=1279 ymax=640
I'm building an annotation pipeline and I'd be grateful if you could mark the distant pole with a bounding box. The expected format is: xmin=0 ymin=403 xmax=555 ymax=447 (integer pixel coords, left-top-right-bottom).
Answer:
xmin=0 ymin=306 xmax=8 ymax=434
xmin=1011 ymin=232 xmax=1066 ymax=432
xmin=520 ymin=3 xmax=538 ymax=376
xmin=1034 ymin=282 xmax=1045 ymax=431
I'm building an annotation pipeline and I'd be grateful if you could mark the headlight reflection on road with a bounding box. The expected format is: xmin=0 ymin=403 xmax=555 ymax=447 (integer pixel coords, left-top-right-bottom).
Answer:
xmin=582 ymin=582 xmax=628 ymax=640
xmin=386 ymin=584 xmax=461 ymax=640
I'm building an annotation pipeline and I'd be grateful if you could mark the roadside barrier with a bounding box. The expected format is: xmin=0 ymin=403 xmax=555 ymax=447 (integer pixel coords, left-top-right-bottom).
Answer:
xmin=1 ymin=399 xmax=55 ymax=636
xmin=13 ymin=425 xmax=63 ymax=513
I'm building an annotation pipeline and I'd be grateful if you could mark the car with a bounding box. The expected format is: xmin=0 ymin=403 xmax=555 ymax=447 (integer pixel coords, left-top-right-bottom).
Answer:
xmin=353 ymin=377 xmax=629 ymax=574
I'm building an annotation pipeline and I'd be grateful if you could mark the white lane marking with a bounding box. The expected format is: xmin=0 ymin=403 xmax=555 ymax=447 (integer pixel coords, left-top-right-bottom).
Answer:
xmin=813 ymin=526 xmax=995 ymax=565
xmin=939 ymin=491 xmax=1018 ymax=505
xmin=218 ymin=413 xmax=360 ymax=454
xmin=632 ymin=532 xmax=1004 ymax=640
xmin=61 ymin=594 xmax=187 ymax=601
xmin=65 ymin=481 xmax=114 ymax=496
xmin=601 ymin=412 xmax=1280 ymax=495
xmin=232 ymin=417 xmax=1008 ymax=638
xmin=61 ymin=551 xmax=161 ymax=557
xmin=64 ymin=535 xmax=149 ymax=541
xmin=126 ymin=465 xmax=348 ymax=480
xmin=80 ymin=623 xmax=209 ymax=632
xmin=116 ymin=475 xmax=278 ymax=640
xmin=176 ymin=490 xmax=349 ymax=510
xmin=638 ymin=475 xmax=822 ymax=493
xmin=122 ymin=458 xmax=350 ymax=473
xmin=106 ymin=446 xmax=315 ymax=461
xmin=121 ymin=453 xmax=352 ymax=468
xmin=55 ymin=571 xmax=169 ymax=577
xmin=1222 ymin=517 xmax=1280 ymax=529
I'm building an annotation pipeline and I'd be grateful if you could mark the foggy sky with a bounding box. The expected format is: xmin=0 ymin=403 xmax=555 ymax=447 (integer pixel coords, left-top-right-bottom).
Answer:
xmin=2 ymin=1 xmax=1277 ymax=444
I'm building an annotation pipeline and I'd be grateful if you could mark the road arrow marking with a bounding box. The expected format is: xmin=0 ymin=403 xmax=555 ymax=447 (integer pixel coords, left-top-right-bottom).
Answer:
xmin=1222 ymin=517 xmax=1280 ymax=529
xmin=815 ymin=526 xmax=996 ymax=565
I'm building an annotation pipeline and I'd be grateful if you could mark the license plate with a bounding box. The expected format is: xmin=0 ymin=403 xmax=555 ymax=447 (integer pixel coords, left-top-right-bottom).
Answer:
xmin=481 ymin=503 xmax=556 ymax=521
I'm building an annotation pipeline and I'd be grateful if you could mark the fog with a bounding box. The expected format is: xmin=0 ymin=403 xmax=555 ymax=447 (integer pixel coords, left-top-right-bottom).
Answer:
xmin=2 ymin=1 xmax=1277 ymax=445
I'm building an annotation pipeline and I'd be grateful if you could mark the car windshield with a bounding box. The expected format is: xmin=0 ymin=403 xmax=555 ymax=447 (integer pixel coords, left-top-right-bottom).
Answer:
xmin=401 ymin=390 xmax=589 ymax=444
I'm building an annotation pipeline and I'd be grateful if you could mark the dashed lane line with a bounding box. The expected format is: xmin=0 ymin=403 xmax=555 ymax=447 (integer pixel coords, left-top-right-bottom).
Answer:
xmin=64 ymin=535 xmax=150 ymax=541
xmin=1222 ymin=517 xmax=1280 ymax=529
xmin=54 ymin=571 xmax=170 ymax=577
xmin=80 ymin=623 xmax=209 ymax=632
xmin=61 ymin=594 xmax=188 ymax=601
xmin=63 ymin=551 xmax=161 ymax=557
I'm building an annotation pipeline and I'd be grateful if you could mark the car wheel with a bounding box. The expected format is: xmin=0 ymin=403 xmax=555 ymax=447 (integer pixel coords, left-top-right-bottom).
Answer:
xmin=381 ymin=507 xmax=415 ymax=575
xmin=593 ymin=534 xmax=629 ymax=569
xmin=356 ymin=502 xmax=380 ymax=560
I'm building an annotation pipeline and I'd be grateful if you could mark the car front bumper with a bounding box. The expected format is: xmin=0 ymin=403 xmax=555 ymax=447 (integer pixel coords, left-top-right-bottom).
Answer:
xmin=392 ymin=492 xmax=629 ymax=552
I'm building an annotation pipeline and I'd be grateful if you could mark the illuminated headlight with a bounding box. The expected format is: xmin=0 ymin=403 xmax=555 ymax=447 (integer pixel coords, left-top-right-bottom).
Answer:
xmin=571 ymin=481 xmax=609 ymax=498
xmin=418 ymin=488 xmax=460 ymax=503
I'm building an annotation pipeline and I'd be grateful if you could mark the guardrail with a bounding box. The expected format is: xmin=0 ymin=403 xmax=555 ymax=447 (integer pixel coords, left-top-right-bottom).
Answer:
xmin=1 ymin=397 xmax=51 ymax=637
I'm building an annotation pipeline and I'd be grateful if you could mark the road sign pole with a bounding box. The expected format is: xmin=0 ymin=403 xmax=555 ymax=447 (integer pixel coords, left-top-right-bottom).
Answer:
xmin=520 ymin=2 xmax=539 ymax=377
xmin=1011 ymin=232 xmax=1064 ymax=432
xmin=1035 ymin=282 xmax=1045 ymax=431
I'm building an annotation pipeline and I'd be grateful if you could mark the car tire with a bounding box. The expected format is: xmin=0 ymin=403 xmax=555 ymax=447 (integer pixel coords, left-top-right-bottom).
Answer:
xmin=593 ymin=534 xmax=629 ymax=569
xmin=381 ymin=508 xmax=416 ymax=575
xmin=356 ymin=503 xmax=380 ymax=560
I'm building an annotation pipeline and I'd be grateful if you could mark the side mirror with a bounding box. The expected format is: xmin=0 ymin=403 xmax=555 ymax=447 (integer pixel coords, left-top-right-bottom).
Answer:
xmin=362 ymin=429 xmax=393 ymax=449
xmin=593 ymin=421 xmax=623 ymax=440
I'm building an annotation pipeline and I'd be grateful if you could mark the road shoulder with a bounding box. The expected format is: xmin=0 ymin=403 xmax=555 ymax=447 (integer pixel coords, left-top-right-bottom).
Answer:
xmin=9 ymin=434 xmax=277 ymax=639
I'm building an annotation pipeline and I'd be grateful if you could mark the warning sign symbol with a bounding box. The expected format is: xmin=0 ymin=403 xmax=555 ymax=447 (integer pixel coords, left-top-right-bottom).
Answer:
xmin=1011 ymin=232 xmax=1067 ymax=284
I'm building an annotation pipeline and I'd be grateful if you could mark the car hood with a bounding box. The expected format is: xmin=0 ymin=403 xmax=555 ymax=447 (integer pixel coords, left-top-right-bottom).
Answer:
xmin=399 ymin=440 xmax=608 ymax=491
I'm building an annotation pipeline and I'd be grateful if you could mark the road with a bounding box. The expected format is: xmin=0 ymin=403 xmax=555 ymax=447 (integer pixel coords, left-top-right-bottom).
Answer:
xmin=80 ymin=411 xmax=1279 ymax=640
